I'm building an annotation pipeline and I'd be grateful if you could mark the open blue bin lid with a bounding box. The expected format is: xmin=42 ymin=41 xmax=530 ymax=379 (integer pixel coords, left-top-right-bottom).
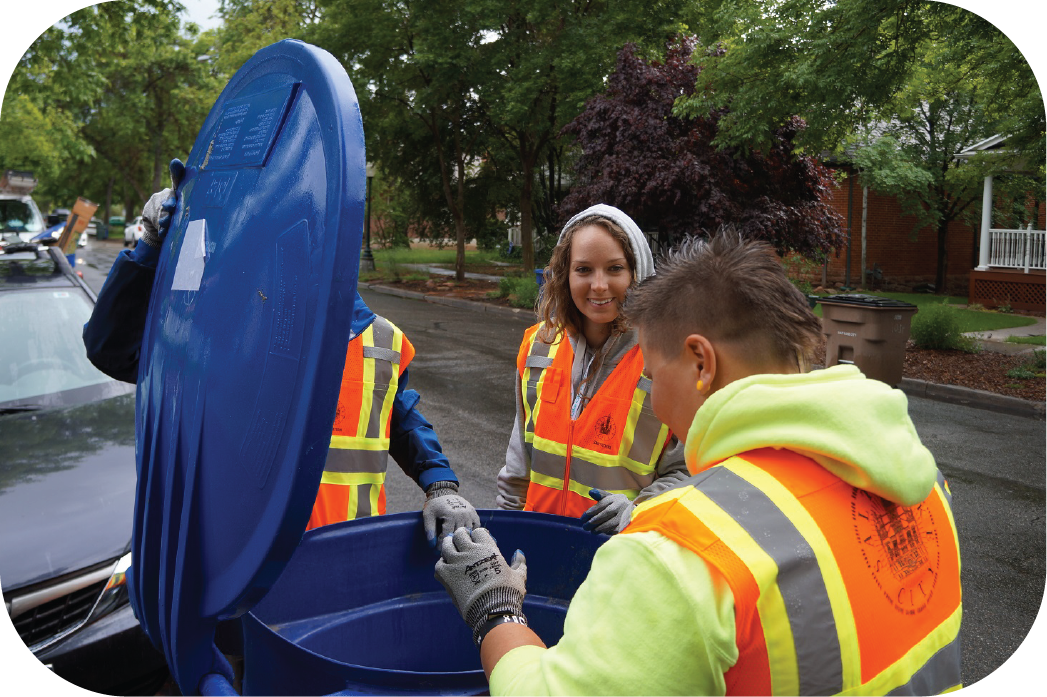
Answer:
xmin=129 ymin=40 xmax=365 ymax=694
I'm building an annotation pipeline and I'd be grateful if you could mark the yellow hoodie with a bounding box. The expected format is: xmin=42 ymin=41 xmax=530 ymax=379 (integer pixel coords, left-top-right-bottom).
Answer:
xmin=490 ymin=365 xmax=939 ymax=696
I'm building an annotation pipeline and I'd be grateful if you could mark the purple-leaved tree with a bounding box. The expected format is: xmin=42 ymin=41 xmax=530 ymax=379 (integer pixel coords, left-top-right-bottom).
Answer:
xmin=560 ymin=37 xmax=846 ymax=258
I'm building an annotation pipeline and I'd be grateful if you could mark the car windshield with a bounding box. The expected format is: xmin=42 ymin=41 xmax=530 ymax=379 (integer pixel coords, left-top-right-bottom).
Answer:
xmin=0 ymin=199 xmax=44 ymax=234
xmin=0 ymin=286 xmax=128 ymax=409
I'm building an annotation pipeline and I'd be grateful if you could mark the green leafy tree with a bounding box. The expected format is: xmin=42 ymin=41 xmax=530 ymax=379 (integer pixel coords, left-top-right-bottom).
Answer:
xmin=845 ymin=35 xmax=1037 ymax=291
xmin=215 ymin=0 xmax=320 ymax=75
xmin=313 ymin=0 xmax=503 ymax=280
xmin=681 ymin=0 xmax=1043 ymax=159
xmin=471 ymin=0 xmax=692 ymax=271
xmin=1 ymin=1 xmax=220 ymax=219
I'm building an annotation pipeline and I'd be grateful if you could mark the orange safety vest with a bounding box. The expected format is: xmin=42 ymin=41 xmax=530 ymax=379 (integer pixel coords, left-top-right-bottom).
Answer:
xmin=626 ymin=447 xmax=962 ymax=695
xmin=306 ymin=316 xmax=416 ymax=531
xmin=518 ymin=323 xmax=673 ymax=518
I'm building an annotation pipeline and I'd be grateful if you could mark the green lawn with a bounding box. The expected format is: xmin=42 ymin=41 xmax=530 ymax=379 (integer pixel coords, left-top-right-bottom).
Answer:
xmin=811 ymin=291 xmax=1038 ymax=333
xmin=1006 ymin=335 xmax=1047 ymax=346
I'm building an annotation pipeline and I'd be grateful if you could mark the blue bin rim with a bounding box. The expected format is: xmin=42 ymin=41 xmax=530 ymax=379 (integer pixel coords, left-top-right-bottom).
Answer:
xmin=242 ymin=508 xmax=605 ymax=678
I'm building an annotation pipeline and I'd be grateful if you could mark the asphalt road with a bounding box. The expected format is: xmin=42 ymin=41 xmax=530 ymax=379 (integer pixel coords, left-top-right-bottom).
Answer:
xmin=77 ymin=237 xmax=1046 ymax=692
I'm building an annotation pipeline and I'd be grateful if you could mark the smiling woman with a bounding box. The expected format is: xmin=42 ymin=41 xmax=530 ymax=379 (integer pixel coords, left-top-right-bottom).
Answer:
xmin=495 ymin=203 xmax=689 ymax=532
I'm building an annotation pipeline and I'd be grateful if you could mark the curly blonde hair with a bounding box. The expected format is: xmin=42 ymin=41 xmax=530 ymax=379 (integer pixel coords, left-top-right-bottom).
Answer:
xmin=536 ymin=215 xmax=638 ymax=345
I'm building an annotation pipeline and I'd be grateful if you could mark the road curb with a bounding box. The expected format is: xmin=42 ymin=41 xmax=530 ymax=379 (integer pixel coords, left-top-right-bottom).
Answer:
xmin=362 ymin=282 xmax=1045 ymax=419
xmin=897 ymin=378 xmax=1045 ymax=420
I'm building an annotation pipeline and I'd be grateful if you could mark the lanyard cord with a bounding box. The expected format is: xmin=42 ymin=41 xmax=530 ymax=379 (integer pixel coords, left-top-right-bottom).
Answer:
xmin=570 ymin=333 xmax=620 ymax=420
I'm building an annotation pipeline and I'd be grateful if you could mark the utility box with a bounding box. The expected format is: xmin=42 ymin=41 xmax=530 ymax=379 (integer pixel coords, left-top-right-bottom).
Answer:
xmin=819 ymin=294 xmax=918 ymax=387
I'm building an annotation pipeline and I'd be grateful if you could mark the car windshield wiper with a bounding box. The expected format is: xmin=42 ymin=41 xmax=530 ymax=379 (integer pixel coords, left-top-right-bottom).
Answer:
xmin=0 ymin=404 xmax=43 ymax=414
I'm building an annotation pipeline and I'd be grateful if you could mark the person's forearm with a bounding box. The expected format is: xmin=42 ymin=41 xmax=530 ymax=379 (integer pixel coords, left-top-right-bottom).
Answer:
xmin=480 ymin=624 xmax=546 ymax=681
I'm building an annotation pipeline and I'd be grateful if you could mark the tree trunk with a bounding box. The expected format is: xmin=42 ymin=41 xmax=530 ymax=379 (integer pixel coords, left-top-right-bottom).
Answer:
xmin=454 ymin=146 xmax=467 ymax=282
xmin=430 ymin=110 xmax=469 ymax=282
xmin=935 ymin=219 xmax=949 ymax=294
xmin=519 ymin=143 xmax=536 ymax=273
xmin=104 ymin=176 xmax=114 ymax=227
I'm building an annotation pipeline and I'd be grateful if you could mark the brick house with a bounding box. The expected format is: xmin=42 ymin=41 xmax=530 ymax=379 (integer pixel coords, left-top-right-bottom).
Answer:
xmin=801 ymin=139 xmax=1044 ymax=311
xmin=816 ymin=167 xmax=982 ymax=294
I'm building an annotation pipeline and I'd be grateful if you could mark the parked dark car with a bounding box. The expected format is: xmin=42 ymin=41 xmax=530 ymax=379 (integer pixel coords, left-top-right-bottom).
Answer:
xmin=0 ymin=244 xmax=168 ymax=694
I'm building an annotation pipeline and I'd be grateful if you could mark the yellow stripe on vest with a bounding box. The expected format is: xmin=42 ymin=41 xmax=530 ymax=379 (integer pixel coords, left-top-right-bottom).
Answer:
xmin=677 ymin=489 xmax=801 ymax=696
xmin=330 ymin=434 xmax=390 ymax=451
xmin=320 ymin=471 xmax=387 ymax=486
xmin=722 ymin=458 xmax=862 ymax=690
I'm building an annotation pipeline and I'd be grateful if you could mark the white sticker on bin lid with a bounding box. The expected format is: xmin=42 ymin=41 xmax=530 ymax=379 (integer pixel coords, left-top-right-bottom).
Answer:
xmin=172 ymin=219 xmax=208 ymax=291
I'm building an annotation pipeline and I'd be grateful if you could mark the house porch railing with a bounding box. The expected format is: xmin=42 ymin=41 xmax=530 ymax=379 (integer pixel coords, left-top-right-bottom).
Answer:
xmin=988 ymin=229 xmax=1046 ymax=272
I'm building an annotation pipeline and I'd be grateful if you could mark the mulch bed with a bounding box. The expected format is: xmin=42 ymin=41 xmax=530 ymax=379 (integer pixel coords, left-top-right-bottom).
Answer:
xmin=374 ymin=276 xmax=1045 ymax=403
xmin=903 ymin=345 xmax=1044 ymax=402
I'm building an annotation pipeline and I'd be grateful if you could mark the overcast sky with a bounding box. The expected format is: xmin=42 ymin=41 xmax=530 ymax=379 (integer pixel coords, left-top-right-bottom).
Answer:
xmin=182 ymin=0 xmax=223 ymax=32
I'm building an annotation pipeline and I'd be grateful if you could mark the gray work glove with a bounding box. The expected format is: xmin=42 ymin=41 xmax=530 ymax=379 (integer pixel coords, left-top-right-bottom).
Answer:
xmin=141 ymin=158 xmax=185 ymax=248
xmin=422 ymin=481 xmax=481 ymax=547
xmin=580 ymin=488 xmax=633 ymax=535
xmin=435 ymin=527 xmax=527 ymax=646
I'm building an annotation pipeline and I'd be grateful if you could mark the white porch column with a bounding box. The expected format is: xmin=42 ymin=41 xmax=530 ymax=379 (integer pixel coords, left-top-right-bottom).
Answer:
xmin=976 ymin=175 xmax=993 ymax=270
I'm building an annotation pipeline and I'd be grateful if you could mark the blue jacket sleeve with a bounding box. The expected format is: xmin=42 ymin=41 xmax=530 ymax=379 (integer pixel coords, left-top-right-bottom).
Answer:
xmin=388 ymin=368 xmax=458 ymax=491
xmin=82 ymin=243 xmax=160 ymax=384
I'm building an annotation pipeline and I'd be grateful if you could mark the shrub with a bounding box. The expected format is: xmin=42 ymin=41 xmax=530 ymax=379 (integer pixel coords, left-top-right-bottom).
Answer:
xmin=1033 ymin=349 xmax=1047 ymax=370
xmin=495 ymin=275 xmax=539 ymax=309
xmin=910 ymin=303 xmax=979 ymax=352
xmin=1006 ymin=365 xmax=1037 ymax=380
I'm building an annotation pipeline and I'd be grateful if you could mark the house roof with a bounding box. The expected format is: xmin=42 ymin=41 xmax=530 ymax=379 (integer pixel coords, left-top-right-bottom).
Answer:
xmin=955 ymin=134 xmax=1009 ymax=160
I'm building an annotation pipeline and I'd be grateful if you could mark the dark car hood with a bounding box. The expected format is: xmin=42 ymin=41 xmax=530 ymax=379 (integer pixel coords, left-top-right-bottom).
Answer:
xmin=0 ymin=392 xmax=137 ymax=592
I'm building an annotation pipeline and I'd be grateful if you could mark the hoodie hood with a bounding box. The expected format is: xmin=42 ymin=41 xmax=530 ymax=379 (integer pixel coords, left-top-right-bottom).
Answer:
xmin=350 ymin=291 xmax=377 ymax=338
xmin=559 ymin=204 xmax=654 ymax=283
xmin=683 ymin=365 xmax=937 ymax=506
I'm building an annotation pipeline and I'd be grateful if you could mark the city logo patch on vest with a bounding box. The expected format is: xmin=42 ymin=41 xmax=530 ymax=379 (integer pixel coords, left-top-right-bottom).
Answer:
xmin=852 ymin=489 xmax=942 ymax=615
xmin=593 ymin=414 xmax=617 ymax=450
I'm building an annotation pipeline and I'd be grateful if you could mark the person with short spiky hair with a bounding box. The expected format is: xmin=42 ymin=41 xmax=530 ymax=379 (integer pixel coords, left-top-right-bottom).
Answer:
xmin=437 ymin=230 xmax=963 ymax=695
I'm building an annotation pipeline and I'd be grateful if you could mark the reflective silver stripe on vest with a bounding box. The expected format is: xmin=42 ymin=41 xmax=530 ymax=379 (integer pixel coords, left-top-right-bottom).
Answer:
xmin=886 ymin=634 xmax=962 ymax=695
xmin=324 ymin=317 xmax=400 ymax=473
xmin=636 ymin=376 xmax=652 ymax=393
xmin=698 ymin=467 xmax=844 ymax=695
xmin=530 ymin=450 xmax=567 ymax=483
xmin=364 ymin=318 xmax=397 ymax=440
xmin=356 ymin=483 xmax=373 ymax=518
xmin=626 ymin=388 xmax=664 ymax=466
xmin=523 ymin=333 xmax=557 ymax=438
xmin=324 ymin=448 xmax=388 ymax=474
xmin=565 ymin=452 xmax=655 ymax=492
xmin=363 ymin=345 xmax=401 ymax=363
xmin=525 ymin=355 xmax=554 ymax=369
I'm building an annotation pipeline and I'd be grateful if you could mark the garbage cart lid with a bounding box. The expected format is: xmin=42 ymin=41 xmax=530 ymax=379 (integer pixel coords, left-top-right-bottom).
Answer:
xmin=819 ymin=293 xmax=917 ymax=308
xmin=129 ymin=39 xmax=365 ymax=694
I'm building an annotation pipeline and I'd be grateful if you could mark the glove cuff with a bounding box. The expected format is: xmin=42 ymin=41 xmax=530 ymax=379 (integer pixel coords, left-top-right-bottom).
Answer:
xmin=425 ymin=481 xmax=460 ymax=499
xmin=467 ymin=587 xmax=526 ymax=646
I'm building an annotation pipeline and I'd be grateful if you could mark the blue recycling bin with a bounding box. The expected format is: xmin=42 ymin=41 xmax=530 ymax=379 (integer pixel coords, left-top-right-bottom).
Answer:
xmin=129 ymin=38 xmax=607 ymax=697
xmin=238 ymin=510 xmax=606 ymax=695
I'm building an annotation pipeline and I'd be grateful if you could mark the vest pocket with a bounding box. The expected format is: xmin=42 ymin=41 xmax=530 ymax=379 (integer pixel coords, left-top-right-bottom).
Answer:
xmin=538 ymin=367 xmax=561 ymax=403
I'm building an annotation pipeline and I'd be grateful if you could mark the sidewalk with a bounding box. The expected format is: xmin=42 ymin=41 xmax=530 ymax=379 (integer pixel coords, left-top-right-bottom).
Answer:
xmin=397 ymin=263 xmax=504 ymax=282
xmin=964 ymin=314 xmax=1045 ymax=356
xmin=359 ymin=280 xmax=1045 ymax=420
